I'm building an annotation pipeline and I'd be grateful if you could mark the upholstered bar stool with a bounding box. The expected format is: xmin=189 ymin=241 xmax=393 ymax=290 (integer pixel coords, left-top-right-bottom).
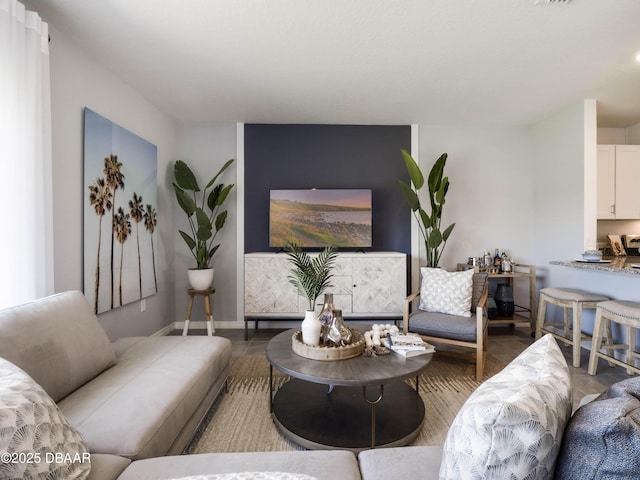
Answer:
xmin=588 ymin=300 xmax=640 ymax=376
xmin=535 ymin=288 xmax=609 ymax=367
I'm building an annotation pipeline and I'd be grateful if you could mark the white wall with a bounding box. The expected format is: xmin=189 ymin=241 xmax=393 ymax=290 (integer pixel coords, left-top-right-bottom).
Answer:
xmin=530 ymin=101 xmax=640 ymax=337
xmin=597 ymin=123 xmax=640 ymax=144
xmin=597 ymin=128 xmax=627 ymax=144
xmin=48 ymin=24 xmax=178 ymax=339
xmin=416 ymin=125 xmax=535 ymax=271
xmin=175 ymin=124 xmax=238 ymax=326
xmin=627 ymin=122 xmax=640 ymax=144
xmin=531 ymin=101 xmax=590 ymax=275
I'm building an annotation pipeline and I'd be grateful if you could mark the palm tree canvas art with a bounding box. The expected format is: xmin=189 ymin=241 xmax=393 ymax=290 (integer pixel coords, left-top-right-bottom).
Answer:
xmin=83 ymin=108 xmax=158 ymax=314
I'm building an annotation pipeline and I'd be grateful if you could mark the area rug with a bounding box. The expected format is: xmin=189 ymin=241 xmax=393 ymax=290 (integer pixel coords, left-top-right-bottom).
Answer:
xmin=185 ymin=353 xmax=505 ymax=454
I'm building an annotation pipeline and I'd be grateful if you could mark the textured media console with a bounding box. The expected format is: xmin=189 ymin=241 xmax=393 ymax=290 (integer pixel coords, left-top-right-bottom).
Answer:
xmin=244 ymin=252 xmax=407 ymax=339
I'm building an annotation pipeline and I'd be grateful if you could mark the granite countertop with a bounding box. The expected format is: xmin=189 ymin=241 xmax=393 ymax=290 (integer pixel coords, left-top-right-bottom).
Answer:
xmin=551 ymin=256 xmax=640 ymax=276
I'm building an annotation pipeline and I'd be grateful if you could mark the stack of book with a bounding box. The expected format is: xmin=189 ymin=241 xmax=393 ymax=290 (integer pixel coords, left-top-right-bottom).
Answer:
xmin=382 ymin=333 xmax=435 ymax=357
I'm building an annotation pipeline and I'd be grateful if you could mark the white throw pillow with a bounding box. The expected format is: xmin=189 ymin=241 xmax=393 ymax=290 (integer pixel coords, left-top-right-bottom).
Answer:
xmin=419 ymin=267 xmax=474 ymax=317
xmin=439 ymin=334 xmax=572 ymax=479
xmin=0 ymin=357 xmax=91 ymax=480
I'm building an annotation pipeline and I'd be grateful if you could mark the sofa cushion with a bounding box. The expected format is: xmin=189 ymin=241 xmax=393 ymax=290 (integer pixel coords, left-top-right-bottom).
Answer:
xmin=0 ymin=291 xmax=116 ymax=402
xmin=408 ymin=310 xmax=479 ymax=342
xmin=0 ymin=357 xmax=91 ymax=480
xmin=440 ymin=334 xmax=572 ymax=479
xmin=554 ymin=376 xmax=640 ymax=479
xmin=419 ymin=267 xmax=473 ymax=317
xmin=358 ymin=445 xmax=443 ymax=480
xmin=86 ymin=454 xmax=131 ymax=480
xmin=59 ymin=336 xmax=231 ymax=460
xmin=116 ymin=451 xmax=361 ymax=480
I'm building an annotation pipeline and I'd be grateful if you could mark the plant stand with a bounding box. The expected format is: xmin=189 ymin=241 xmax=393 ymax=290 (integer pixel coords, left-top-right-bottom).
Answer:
xmin=183 ymin=288 xmax=215 ymax=336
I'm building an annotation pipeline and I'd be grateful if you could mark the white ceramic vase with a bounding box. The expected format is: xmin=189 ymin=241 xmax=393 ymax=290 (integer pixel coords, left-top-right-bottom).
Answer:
xmin=188 ymin=268 xmax=214 ymax=290
xmin=301 ymin=309 xmax=322 ymax=346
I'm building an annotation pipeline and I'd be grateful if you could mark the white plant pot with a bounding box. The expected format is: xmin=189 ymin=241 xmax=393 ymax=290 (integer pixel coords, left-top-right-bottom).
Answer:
xmin=188 ymin=268 xmax=214 ymax=290
xmin=301 ymin=309 xmax=322 ymax=346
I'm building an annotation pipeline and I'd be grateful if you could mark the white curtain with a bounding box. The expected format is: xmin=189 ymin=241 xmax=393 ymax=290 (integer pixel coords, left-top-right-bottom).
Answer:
xmin=0 ymin=0 xmax=53 ymax=309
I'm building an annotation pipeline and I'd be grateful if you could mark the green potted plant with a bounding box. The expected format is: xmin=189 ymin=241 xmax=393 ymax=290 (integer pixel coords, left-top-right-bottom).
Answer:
xmin=398 ymin=149 xmax=455 ymax=268
xmin=284 ymin=242 xmax=338 ymax=345
xmin=173 ymin=158 xmax=235 ymax=289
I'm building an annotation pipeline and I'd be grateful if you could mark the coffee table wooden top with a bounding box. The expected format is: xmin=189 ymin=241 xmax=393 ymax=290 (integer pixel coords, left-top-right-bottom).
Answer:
xmin=266 ymin=325 xmax=433 ymax=387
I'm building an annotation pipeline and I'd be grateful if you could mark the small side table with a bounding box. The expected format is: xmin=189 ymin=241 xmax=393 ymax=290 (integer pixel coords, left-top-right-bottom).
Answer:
xmin=183 ymin=288 xmax=215 ymax=336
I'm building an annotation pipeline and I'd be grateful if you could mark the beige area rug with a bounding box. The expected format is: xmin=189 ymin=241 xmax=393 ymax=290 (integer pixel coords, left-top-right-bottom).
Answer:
xmin=186 ymin=353 xmax=505 ymax=454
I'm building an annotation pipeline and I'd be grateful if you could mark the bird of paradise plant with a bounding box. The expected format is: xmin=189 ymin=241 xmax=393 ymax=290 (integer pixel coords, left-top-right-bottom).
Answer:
xmin=173 ymin=159 xmax=235 ymax=270
xmin=398 ymin=149 xmax=455 ymax=268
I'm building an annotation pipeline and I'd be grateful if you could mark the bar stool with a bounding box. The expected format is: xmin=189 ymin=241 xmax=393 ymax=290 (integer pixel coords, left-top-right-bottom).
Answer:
xmin=535 ymin=287 xmax=609 ymax=367
xmin=588 ymin=300 xmax=640 ymax=376
xmin=183 ymin=287 xmax=215 ymax=336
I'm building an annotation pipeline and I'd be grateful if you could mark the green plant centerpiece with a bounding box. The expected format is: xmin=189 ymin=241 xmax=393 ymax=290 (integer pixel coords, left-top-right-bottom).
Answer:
xmin=284 ymin=242 xmax=338 ymax=346
xmin=398 ymin=149 xmax=455 ymax=268
xmin=173 ymin=159 xmax=235 ymax=288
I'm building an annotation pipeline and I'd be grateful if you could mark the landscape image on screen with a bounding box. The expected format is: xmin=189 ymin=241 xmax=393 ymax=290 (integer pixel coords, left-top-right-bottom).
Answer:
xmin=270 ymin=189 xmax=372 ymax=248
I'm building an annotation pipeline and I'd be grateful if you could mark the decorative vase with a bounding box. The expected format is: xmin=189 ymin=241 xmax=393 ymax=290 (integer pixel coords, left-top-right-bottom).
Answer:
xmin=326 ymin=309 xmax=352 ymax=347
xmin=188 ymin=268 xmax=214 ymax=290
xmin=301 ymin=310 xmax=322 ymax=346
xmin=318 ymin=293 xmax=334 ymax=342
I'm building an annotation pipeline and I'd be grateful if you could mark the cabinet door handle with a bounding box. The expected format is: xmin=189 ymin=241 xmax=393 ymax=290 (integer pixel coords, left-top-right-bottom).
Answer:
xmin=611 ymin=204 xmax=615 ymax=215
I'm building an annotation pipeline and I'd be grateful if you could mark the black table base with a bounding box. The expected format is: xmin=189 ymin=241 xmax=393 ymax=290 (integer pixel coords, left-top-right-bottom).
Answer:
xmin=271 ymin=378 xmax=425 ymax=451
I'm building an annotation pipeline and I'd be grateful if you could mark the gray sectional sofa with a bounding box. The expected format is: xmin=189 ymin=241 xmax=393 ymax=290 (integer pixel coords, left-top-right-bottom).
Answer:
xmin=1 ymin=291 xmax=639 ymax=480
xmin=0 ymin=291 xmax=232 ymax=461
xmin=0 ymin=291 xmax=363 ymax=480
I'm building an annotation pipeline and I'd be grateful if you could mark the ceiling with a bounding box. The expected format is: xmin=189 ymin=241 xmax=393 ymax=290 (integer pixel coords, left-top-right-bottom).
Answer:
xmin=27 ymin=0 xmax=640 ymax=127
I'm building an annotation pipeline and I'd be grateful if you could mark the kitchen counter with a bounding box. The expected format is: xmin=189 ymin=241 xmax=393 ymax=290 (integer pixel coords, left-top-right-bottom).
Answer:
xmin=550 ymin=256 xmax=640 ymax=277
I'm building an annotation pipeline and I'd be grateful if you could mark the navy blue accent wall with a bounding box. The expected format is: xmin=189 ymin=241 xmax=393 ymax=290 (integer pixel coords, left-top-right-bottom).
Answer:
xmin=244 ymin=124 xmax=411 ymax=254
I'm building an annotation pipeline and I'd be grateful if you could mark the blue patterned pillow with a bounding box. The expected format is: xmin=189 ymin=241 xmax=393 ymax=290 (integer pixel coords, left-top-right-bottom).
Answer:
xmin=554 ymin=376 xmax=640 ymax=479
xmin=440 ymin=334 xmax=572 ymax=479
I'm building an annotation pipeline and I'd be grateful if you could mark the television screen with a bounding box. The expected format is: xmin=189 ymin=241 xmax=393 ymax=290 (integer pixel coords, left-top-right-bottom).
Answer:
xmin=269 ymin=189 xmax=372 ymax=248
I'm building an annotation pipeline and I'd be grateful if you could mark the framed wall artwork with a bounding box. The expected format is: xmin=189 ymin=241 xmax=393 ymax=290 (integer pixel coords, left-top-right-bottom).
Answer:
xmin=607 ymin=234 xmax=627 ymax=256
xmin=83 ymin=108 xmax=158 ymax=314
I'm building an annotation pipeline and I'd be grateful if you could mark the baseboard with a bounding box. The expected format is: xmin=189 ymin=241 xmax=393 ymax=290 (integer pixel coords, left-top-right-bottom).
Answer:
xmin=156 ymin=319 xmax=396 ymax=335
xmin=152 ymin=323 xmax=176 ymax=336
xmin=171 ymin=320 xmax=247 ymax=331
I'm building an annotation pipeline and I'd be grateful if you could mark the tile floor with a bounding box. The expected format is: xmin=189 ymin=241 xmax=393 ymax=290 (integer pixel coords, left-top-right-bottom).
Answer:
xmin=182 ymin=324 xmax=634 ymax=410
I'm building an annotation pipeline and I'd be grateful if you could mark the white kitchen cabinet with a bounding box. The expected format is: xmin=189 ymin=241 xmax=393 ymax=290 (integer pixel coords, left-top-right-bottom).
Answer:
xmin=244 ymin=252 xmax=407 ymax=337
xmin=597 ymin=145 xmax=615 ymax=219
xmin=597 ymin=145 xmax=640 ymax=219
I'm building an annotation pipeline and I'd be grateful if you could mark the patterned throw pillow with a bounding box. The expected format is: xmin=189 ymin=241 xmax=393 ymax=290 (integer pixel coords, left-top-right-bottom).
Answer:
xmin=0 ymin=357 xmax=91 ymax=480
xmin=440 ymin=334 xmax=572 ymax=479
xmin=554 ymin=376 xmax=640 ymax=479
xmin=419 ymin=267 xmax=474 ymax=317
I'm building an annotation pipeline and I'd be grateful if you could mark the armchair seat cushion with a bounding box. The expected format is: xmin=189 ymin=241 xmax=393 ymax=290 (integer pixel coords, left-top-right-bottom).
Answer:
xmin=408 ymin=310 xmax=481 ymax=342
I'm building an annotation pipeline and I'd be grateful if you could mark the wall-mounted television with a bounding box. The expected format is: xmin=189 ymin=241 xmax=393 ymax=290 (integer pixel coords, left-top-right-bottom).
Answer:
xmin=269 ymin=189 xmax=372 ymax=248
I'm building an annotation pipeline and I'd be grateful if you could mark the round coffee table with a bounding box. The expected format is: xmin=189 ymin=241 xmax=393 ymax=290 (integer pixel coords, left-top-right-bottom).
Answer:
xmin=266 ymin=326 xmax=433 ymax=451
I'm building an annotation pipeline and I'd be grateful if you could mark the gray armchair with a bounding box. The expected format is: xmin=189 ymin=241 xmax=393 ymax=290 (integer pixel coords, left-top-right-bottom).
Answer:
xmin=403 ymin=272 xmax=489 ymax=380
